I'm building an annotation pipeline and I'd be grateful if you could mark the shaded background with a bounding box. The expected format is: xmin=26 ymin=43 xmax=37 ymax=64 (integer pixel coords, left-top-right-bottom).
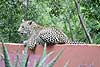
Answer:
xmin=0 ymin=0 xmax=100 ymax=43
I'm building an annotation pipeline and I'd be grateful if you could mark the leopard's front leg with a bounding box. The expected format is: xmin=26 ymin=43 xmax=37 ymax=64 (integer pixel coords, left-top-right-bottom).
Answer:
xmin=23 ymin=39 xmax=37 ymax=53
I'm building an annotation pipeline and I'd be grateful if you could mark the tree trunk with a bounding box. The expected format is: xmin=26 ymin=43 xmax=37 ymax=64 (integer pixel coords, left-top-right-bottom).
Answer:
xmin=74 ymin=0 xmax=93 ymax=43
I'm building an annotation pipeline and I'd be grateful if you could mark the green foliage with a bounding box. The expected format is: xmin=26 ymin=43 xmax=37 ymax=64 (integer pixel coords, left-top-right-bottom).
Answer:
xmin=0 ymin=0 xmax=23 ymax=43
xmin=0 ymin=0 xmax=100 ymax=43
xmin=80 ymin=0 xmax=100 ymax=43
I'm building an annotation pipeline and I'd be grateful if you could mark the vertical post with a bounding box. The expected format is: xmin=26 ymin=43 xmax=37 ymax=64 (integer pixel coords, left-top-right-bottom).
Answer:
xmin=74 ymin=0 xmax=93 ymax=43
xmin=24 ymin=0 xmax=29 ymax=20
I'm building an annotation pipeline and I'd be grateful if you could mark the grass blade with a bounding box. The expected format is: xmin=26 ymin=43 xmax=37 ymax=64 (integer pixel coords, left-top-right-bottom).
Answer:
xmin=38 ymin=51 xmax=54 ymax=67
xmin=14 ymin=49 xmax=19 ymax=67
xmin=64 ymin=60 xmax=69 ymax=67
xmin=0 ymin=37 xmax=12 ymax=67
xmin=33 ymin=43 xmax=54 ymax=67
xmin=33 ymin=43 xmax=47 ymax=67
xmin=41 ymin=43 xmax=47 ymax=58
xmin=33 ymin=59 xmax=37 ymax=67
xmin=47 ymin=49 xmax=64 ymax=67
xmin=19 ymin=45 xmax=28 ymax=67
xmin=25 ymin=54 xmax=30 ymax=67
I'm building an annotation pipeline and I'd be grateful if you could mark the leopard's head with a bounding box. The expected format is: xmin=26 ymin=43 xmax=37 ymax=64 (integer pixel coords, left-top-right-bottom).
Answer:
xmin=18 ymin=19 xmax=38 ymax=36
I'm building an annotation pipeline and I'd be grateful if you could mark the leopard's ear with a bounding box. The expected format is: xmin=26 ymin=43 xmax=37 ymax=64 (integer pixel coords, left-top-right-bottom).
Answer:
xmin=22 ymin=19 xmax=25 ymax=22
xmin=28 ymin=20 xmax=32 ymax=25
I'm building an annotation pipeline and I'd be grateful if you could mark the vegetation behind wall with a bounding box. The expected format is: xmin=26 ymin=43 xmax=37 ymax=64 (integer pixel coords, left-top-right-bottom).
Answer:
xmin=0 ymin=0 xmax=100 ymax=43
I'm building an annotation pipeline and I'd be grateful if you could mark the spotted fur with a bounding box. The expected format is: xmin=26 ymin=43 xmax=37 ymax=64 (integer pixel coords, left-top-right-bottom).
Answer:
xmin=18 ymin=20 xmax=84 ymax=49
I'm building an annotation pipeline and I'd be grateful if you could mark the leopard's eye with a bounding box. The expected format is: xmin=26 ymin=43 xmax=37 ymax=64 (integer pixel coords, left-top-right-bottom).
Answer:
xmin=22 ymin=26 xmax=24 ymax=28
xmin=28 ymin=21 xmax=32 ymax=25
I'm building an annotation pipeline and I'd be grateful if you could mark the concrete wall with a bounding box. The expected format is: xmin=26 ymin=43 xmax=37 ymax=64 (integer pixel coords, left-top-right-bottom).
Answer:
xmin=0 ymin=43 xmax=100 ymax=67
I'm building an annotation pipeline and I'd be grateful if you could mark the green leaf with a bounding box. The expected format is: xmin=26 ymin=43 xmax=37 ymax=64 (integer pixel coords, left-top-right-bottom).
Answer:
xmin=25 ymin=54 xmax=30 ymax=67
xmin=47 ymin=49 xmax=64 ymax=67
xmin=41 ymin=43 xmax=47 ymax=59
xmin=64 ymin=60 xmax=70 ymax=67
xmin=33 ymin=59 xmax=37 ymax=67
xmin=19 ymin=45 xmax=29 ymax=67
xmin=33 ymin=43 xmax=54 ymax=67
xmin=38 ymin=51 xmax=54 ymax=67
xmin=33 ymin=43 xmax=48 ymax=67
xmin=14 ymin=50 xmax=19 ymax=67
xmin=0 ymin=37 xmax=12 ymax=67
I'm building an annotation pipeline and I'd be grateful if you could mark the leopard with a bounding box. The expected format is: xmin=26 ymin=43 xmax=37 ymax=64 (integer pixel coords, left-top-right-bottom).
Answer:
xmin=18 ymin=19 xmax=84 ymax=50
